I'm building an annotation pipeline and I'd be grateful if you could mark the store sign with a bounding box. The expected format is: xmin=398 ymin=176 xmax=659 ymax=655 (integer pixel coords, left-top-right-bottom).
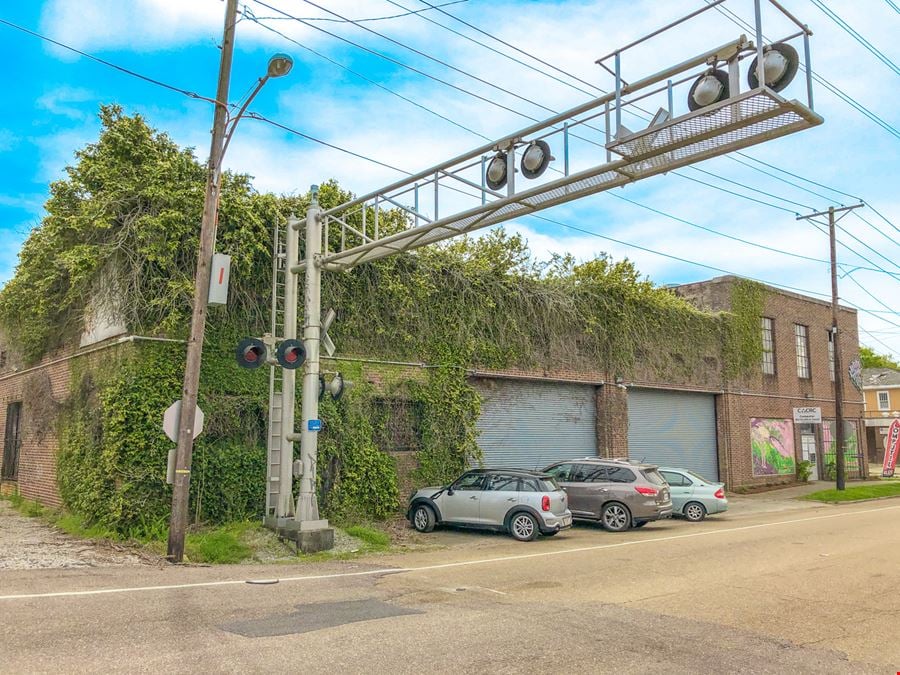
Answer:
xmin=883 ymin=419 xmax=900 ymax=478
xmin=793 ymin=407 xmax=822 ymax=424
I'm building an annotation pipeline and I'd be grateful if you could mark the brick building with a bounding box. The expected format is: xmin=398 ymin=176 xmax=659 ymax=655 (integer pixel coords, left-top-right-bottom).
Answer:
xmin=0 ymin=275 xmax=868 ymax=510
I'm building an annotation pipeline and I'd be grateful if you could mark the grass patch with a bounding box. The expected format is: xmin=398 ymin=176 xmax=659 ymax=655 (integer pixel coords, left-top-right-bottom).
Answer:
xmin=53 ymin=512 xmax=120 ymax=540
xmin=3 ymin=491 xmax=45 ymax=517
xmin=184 ymin=521 xmax=257 ymax=564
xmin=801 ymin=482 xmax=900 ymax=503
xmin=344 ymin=525 xmax=390 ymax=551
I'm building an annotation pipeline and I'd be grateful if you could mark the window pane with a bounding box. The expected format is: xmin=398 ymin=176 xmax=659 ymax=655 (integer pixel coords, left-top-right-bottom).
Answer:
xmin=545 ymin=463 xmax=574 ymax=481
xmin=454 ymin=473 xmax=485 ymax=490
xmin=486 ymin=474 xmax=519 ymax=491
xmin=642 ymin=469 xmax=667 ymax=486
xmin=794 ymin=324 xmax=810 ymax=379
xmin=761 ymin=317 xmax=776 ymax=375
xmin=660 ymin=471 xmax=684 ymax=486
xmin=878 ymin=392 xmax=890 ymax=410
xmin=606 ymin=466 xmax=636 ymax=483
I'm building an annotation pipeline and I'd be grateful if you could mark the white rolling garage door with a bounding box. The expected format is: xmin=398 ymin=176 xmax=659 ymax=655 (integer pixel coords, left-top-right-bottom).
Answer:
xmin=475 ymin=379 xmax=597 ymax=470
xmin=627 ymin=388 xmax=719 ymax=481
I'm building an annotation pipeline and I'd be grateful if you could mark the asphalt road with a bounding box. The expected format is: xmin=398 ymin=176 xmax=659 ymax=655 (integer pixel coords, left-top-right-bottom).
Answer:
xmin=2 ymin=498 xmax=899 ymax=674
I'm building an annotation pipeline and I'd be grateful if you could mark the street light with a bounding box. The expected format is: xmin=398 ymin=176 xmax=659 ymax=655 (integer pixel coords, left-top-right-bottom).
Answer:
xmin=167 ymin=0 xmax=293 ymax=563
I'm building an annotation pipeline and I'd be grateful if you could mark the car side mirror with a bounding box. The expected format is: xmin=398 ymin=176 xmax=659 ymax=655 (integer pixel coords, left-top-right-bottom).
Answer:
xmin=446 ymin=486 xmax=455 ymax=496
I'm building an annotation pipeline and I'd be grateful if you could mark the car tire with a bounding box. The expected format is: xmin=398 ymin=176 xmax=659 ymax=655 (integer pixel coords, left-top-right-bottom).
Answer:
xmin=632 ymin=520 xmax=648 ymax=528
xmin=508 ymin=511 xmax=538 ymax=542
xmin=601 ymin=502 xmax=632 ymax=532
xmin=683 ymin=501 xmax=707 ymax=522
xmin=411 ymin=503 xmax=436 ymax=532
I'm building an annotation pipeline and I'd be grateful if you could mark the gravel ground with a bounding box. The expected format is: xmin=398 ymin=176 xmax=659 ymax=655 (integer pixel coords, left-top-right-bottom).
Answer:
xmin=0 ymin=501 xmax=152 ymax=570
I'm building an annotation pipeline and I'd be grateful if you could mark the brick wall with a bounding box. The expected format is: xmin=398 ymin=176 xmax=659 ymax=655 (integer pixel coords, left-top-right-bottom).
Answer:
xmin=0 ymin=348 xmax=76 ymax=507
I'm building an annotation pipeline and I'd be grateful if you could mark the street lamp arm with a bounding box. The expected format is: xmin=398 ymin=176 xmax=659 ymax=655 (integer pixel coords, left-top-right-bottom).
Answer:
xmin=221 ymin=75 xmax=270 ymax=160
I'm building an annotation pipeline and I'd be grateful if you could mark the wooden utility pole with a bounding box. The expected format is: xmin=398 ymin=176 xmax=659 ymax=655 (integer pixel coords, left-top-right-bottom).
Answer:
xmin=167 ymin=0 xmax=238 ymax=562
xmin=797 ymin=203 xmax=864 ymax=491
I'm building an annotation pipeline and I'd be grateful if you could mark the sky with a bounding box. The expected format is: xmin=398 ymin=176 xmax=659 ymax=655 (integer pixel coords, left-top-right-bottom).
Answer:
xmin=0 ymin=0 xmax=898 ymax=359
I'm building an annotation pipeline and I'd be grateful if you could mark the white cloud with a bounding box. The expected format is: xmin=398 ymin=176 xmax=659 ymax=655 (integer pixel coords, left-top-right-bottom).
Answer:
xmin=37 ymin=86 xmax=96 ymax=120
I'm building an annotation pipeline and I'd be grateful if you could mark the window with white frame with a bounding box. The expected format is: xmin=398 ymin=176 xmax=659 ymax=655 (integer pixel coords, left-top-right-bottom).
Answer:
xmin=761 ymin=317 xmax=776 ymax=375
xmin=827 ymin=330 xmax=835 ymax=381
xmin=795 ymin=324 xmax=811 ymax=379
xmin=878 ymin=391 xmax=890 ymax=410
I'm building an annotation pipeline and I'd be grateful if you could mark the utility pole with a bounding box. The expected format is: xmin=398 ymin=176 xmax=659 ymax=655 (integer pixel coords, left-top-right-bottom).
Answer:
xmin=797 ymin=203 xmax=864 ymax=491
xmin=167 ymin=0 xmax=238 ymax=562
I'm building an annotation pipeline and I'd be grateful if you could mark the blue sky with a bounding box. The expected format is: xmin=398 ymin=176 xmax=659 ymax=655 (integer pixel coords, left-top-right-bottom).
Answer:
xmin=1 ymin=0 xmax=898 ymax=358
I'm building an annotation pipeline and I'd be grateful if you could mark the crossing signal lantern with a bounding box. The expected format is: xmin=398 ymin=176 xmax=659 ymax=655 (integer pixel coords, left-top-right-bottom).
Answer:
xmin=236 ymin=337 xmax=267 ymax=369
xmin=520 ymin=140 xmax=553 ymax=179
xmin=276 ymin=339 xmax=306 ymax=370
xmin=687 ymin=69 xmax=730 ymax=111
xmin=485 ymin=152 xmax=508 ymax=190
xmin=318 ymin=372 xmax=347 ymax=401
xmin=747 ymin=43 xmax=799 ymax=92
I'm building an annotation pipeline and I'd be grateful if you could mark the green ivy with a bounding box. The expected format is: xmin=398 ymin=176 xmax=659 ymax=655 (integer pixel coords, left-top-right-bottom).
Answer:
xmin=6 ymin=108 xmax=768 ymax=529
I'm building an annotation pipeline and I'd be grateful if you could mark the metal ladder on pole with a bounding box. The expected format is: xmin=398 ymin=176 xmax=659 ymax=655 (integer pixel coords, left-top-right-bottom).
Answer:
xmin=265 ymin=219 xmax=287 ymax=518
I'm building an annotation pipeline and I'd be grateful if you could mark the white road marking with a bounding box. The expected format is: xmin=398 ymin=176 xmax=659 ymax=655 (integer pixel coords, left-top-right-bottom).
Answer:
xmin=1 ymin=503 xmax=897 ymax=601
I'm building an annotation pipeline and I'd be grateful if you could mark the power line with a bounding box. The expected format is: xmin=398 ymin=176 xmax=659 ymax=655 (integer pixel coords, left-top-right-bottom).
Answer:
xmin=885 ymin=0 xmax=900 ymax=14
xmin=238 ymin=8 xmax=491 ymax=141
xmin=248 ymin=0 xmax=468 ymax=24
xmin=809 ymin=0 xmax=900 ymax=77
xmin=0 ymin=18 xmax=213 ymax=104
xmin=859 ymin=327 xmax=900 ymax=358
xmin=8 ymin=11 xmax=898 ymax=325
xmin=403 ymin=0 xmax=897 ymax=236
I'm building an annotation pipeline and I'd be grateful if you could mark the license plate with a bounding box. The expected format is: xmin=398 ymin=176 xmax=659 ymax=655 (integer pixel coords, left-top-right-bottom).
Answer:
xmin=561 ymin=514 xmax=572 ymax=527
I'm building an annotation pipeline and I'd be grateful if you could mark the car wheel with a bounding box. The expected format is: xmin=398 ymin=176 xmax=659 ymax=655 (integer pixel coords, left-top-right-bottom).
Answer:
xmin=411 ymin=504 xmax=436 ymax=532
xmin=508 ymin=512 xmax=538 ymax=542
xmin=632 ymin=521 xmax=648 ymax=528
xmin=601 ymin=502 xmax=632 ymax=532
xmin=683 ymin=502 xmax=707 ymax=522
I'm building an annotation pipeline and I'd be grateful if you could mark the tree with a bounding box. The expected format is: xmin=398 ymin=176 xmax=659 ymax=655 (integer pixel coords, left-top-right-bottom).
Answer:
xmin=860 ymin=345 xmax=900 ymax=370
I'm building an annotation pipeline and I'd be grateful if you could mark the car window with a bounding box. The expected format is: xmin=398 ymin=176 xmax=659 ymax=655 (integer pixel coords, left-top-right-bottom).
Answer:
xmin=453 ymin=473 xmax=486 ymax=491
xmin=575 ymin=464 xmax=606 ymax=482
xmin=485 ymin=474 xmax=520 ymax=491
xmin=538 ymin=477 xmax=560 ymax=491
xmin=605 ymin=466 xmax=636 ymax=483
xmin=642 ymin=469 xmax=668 ymax=486
xmin=686 ymin=470 xmax=711 ymax=485
xmin=544 ymin=463 xmax=575 ymax=481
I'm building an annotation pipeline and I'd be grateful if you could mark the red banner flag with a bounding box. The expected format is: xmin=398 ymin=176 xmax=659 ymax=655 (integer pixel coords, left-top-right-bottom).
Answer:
xmin=883 ymin=419 xmax=900 ymax=478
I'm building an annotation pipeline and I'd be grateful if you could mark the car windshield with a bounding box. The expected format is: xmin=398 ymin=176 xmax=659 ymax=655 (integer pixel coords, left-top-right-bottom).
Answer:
xmin=641 ymin=469 xmax=667 ymax=486
xmin=687 ymin=470 xmax=714 ymax=485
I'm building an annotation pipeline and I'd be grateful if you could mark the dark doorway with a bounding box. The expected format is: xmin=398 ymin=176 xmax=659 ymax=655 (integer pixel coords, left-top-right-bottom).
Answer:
xmin=2 ymin=402 xmax=22 ymax=480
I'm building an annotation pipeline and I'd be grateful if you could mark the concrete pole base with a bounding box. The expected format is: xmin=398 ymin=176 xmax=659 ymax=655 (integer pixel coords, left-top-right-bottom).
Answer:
xmin=275 ymin=519 xmax=335 ymax=553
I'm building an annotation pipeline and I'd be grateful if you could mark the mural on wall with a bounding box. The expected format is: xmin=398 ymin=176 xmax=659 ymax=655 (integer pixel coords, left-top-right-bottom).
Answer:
xmin=823 ymin=420 xmax=861 ymax=479
xmin=750 ymin=418 xmax=796 ymax=476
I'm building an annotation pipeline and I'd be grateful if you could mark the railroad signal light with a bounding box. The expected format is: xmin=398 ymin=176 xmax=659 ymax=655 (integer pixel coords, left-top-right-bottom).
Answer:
xmin=318 ymin=372 xmax=347 ymax=401
xmin=747 ymin=42 xmax=799 ymax=92
xmin=276 ymin=339 xmax=306 ymax=370
xmin=520 ymin=140 xmax=553 ymax=179
xmin=236 ymin=337 xmax=267 ymax=369
xmin=485 ymin=153 xmax=508 ymax=190
xmin=687 ymin=69 xmax=730 ymax=111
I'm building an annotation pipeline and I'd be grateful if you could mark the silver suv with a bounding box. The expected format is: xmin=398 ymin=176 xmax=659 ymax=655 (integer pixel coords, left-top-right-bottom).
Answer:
xmin=543 ymin=459 xmax=673 ymax=531
xmin=407 ymin=469 xmax=573 ymax=541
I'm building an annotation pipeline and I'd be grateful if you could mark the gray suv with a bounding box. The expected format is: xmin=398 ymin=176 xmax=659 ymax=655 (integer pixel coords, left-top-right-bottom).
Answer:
xmin=542 ymin=459 xmax=673 ymax=531
xmin=407 ymin=469 xmax=572 ymax=541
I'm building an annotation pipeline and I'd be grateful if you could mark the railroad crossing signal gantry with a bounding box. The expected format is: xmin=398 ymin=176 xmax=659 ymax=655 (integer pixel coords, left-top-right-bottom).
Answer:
xmin=280 ymin=0 xmax=823 ymax=538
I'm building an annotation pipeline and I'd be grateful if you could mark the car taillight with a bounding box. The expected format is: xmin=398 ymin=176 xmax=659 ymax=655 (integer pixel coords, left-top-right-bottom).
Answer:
xmin=635 ymin=486 xmax=658 ymax=497
xmin=714 ymin=488 xmax=725 ymax=499
xmin=541 ymin=495 xmax=551 ymax=511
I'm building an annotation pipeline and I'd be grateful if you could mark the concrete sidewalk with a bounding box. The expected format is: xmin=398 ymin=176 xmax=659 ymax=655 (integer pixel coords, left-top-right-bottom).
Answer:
xmin=724 ymin=477 xmax=892 ymax=518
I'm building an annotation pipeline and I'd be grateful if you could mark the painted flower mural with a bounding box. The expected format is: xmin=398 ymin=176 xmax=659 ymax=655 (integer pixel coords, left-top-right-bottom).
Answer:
xmin=750 ymin=418 xmax=796 ymax=476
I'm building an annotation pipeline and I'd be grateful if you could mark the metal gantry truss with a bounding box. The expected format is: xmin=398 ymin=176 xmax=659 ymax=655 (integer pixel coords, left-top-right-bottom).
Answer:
xmin=293 ymin=0 xmax=821 ymax=275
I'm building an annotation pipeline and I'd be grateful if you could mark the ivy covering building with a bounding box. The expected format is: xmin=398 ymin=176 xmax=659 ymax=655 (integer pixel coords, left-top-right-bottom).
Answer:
xmin=0 ymin=108 xmax=868 ymax=534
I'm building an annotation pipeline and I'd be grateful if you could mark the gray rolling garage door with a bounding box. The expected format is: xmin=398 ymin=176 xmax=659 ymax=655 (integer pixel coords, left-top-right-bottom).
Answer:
xmin=475 ymin=379 xmax=597 ymax=469
xmin=627 ymin=388 xmax=719 ymax=481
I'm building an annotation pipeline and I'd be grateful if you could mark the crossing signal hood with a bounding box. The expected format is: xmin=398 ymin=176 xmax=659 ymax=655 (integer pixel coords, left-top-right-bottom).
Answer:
xmin=276 ymin=339 xmax=306 ymax=370
xmin=236 ymin=338 xmax=267 ymax=369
